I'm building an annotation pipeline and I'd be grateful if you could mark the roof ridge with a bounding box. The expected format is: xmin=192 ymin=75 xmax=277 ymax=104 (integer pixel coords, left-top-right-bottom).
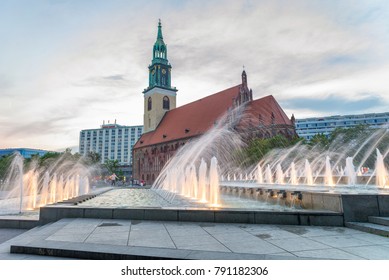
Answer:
xmin=171 ymin=84 xmax=241 ymax=112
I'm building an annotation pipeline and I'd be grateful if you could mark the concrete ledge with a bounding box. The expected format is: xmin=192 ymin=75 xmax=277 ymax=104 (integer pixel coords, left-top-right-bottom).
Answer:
xmin=10 ymin=240 xmax=307 ymax=260
xmin=0 ymin=218 xmax=39 ymax=229
xmin=346 ymin=222 xmax=389 ymax=237
xmin=254 ymin=212 xmax=299 ymax=224
xmin=215 ymin=210 xmax=256 ymax=223
xmin=38 ymin=206 xmax=344 ymax=226
xmin=301 ymin=214 xmax=344 ymax=227
xmin=342 ymin=195 xmax=380 ymax=222
xmin=84 ymin=208 xmax=113 ymax=219
xmin=369 ymin=216 xmax=389 ymax=226
xmin=378 ymin=196 xmax=389 ymax=216
xmin=112 ymin=209 xmax=145 ymax=220
xmin=144 ymin=209 xmax=178 ymax=221
xmin=178 ymin=210 xmax=215 ymax=222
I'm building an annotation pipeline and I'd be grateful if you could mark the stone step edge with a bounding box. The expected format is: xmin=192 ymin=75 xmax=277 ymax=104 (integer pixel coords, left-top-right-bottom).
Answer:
xmin=368 ymin=216 xmax=389 ymax=227
xmin=9 ymin=240 xmax=310 ymax=260
xmin=346 ymin=222 xmax=389 ymax=237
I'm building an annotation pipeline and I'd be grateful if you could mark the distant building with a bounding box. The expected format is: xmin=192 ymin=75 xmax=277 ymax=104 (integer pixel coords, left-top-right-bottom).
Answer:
xmin=0 ymin=148 xmax=49 ymax=159
xmin=79 ymin=122 xmax=143 ymax=167
xmin=296 ymin=112 xmax=389 ymax=140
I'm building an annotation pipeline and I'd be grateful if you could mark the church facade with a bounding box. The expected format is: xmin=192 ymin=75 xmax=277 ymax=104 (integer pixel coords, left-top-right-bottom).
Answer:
xmin=133 ymin=21 xmax=296 ymax=185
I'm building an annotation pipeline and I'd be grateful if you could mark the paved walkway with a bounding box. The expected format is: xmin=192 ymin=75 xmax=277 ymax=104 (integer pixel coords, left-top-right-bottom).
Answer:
xmin=1 ymin=218 xmax=389 ymax=260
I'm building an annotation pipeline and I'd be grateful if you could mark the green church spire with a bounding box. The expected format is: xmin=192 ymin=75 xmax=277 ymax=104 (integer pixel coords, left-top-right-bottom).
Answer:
xmin=157 ymin=19 xmax=163 ymax=40
xmin=143 ymin=19 xmax=177 ymax=93
xmin=152 ymin=19 xmax=167 ymax=62
xmin=142 ymin=19 xmax=177 ymax=133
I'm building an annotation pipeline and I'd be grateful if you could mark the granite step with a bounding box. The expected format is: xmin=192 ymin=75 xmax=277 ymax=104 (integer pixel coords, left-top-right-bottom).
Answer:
xmin=346 ymin=222 xmax=389 ymax=237
xmin=9 ymin=240 xmax=309 ymax=260
xmin=368 ymin=216 xmax=389 ymax=227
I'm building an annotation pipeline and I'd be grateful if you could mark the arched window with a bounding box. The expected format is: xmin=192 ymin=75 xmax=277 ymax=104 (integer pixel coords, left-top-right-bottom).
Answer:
xmin=148 ymin=97 xmax=152 ymax=111
xmin=163 ymin=96 xmax=170 ymax=110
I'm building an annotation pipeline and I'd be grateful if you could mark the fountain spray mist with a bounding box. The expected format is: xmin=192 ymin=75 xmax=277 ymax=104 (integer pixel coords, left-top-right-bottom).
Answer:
xmin=152 ymin=105 xmax=247 ymax=205
xmin=0 ymin=152 xmax=97 ymax=215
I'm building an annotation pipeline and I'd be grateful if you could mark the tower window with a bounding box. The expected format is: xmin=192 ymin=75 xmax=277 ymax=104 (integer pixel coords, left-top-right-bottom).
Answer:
xmin=148 ymin=97 xmax=152 ymax=111
xmin=163 ymin=96 xmax=170 ymax=110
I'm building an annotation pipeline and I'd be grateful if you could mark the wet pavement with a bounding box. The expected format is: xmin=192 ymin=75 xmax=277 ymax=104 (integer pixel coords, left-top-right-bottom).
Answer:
xmin=1 ymin=218 xmax=389 ymax=260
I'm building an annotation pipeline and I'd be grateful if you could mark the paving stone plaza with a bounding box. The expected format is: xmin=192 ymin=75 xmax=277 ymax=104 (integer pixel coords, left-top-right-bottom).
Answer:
xmin=1 ymin=218 xmax=389 ymax=260
xmin=1 ymin=185 xmax=389 ymax=260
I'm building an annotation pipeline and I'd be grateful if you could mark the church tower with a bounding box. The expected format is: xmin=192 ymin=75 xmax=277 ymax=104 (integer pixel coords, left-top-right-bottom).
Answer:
xmin=143 ymin=20 xmax=177 ymax=133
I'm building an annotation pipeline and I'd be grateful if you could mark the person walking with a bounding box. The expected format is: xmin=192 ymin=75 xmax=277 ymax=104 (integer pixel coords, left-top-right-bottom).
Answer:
xmin=110 ymin=173 xmax=118 ymax=186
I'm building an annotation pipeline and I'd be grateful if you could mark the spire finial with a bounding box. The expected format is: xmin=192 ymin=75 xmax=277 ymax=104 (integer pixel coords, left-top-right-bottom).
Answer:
xmin=242 ymin=67 xmax=247 ymax=86
xmin=157 ymin=19 xmax=163 ymax=40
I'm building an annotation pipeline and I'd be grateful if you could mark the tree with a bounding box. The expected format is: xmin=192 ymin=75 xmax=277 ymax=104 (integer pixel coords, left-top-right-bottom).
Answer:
xmin=0 ymin=155 xmax=13 ymax=180
xmin=329 ymin=124 xmax=388 ymax=168
xmin=103 ymin=159 xmax=120 ymax=175
xmin=244 ymin=135 xmax=302 ymax=165
xmin=308 ymin=133 xmax=330 ymax=148
xmin=83 ymin=151 xmax=101 ymax=165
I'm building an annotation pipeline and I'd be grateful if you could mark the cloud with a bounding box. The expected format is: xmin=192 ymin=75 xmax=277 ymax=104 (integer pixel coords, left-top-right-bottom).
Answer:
xmin=73 ymin=74 xmax=130 ymax=88
xmin=0 ymin=75 xmax=12 ymax=90
xmin=276 ymin=65 xmax=389 ymax=103
xmin=1 ymin=0 xmax=389 ymax=150
xmin=281 ymin=95 xmax=386 ymax=117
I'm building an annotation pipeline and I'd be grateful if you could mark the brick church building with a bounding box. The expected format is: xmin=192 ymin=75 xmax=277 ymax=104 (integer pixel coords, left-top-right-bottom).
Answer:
xmin=133 ymin=21 xmax=296 ymax=185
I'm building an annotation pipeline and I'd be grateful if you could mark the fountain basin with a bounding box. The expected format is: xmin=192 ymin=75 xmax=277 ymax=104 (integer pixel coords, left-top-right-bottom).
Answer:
xmin=30 ymin=188 xmax=343 ymax=226
xmin=220 ymin=181 xmax=389 ymax=223
xmin=38 ymin=204 xmax=343 ymax=227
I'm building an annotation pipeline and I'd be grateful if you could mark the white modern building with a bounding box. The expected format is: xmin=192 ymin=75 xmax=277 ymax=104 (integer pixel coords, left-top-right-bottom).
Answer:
xmin=296 ymin=112 xmax=389 ymax=140
xmin=79 ymin=122 xmax=143 ymax=165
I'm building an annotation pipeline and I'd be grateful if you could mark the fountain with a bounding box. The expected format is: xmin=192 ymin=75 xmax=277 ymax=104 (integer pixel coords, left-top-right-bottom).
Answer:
xmin=304 ymin=160 xmax=314 ymax=185
xmin=376 ymin=149 xmax=388 ymax=188
xmin=198 ymin=159 xmax=207 ymax=202
xmin=145 ymin=101 xmax=388 ymax=222
xmin=324 ymin=156 xmax=334 ymax=186
xmin=3 ymin=105 xmax=385 ymax=228
xmin=144 ymin=101 xmax=388 ymax=221
xmin=209 ymin=156 xmax=220 ymax=206
xmin=345 ymin=157 xmax=357 ymax=186
xmin=256 ymin=164 xmax=263 ymax=184
xmin=265 ymin=165 xmax=273 ymax=184
xmin=276 ymin=164 xmax=284 ymax=184
xmin=0 ymin=152 xmax=94 ymax=215
xmin=290 ymin=162 xmax=298 ymax=185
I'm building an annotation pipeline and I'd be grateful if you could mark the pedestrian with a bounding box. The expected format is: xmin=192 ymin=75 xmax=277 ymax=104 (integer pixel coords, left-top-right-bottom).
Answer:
xmin=111 ymin=173 xmax=118 ymax=186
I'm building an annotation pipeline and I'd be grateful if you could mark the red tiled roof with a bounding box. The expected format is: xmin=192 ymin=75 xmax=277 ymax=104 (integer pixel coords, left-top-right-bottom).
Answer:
xmin=134 ymin=85 xmax=241 ymax=149
xmin=134 ymin=86 xmax=292 ymax=149
xmin=245 ymin=95 xmax=293 ymax=126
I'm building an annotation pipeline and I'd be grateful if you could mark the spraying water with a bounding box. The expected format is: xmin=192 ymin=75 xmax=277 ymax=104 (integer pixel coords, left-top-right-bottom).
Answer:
xmin=345 ymin=157 xmax=357 ymax=186
xmin=0 ymin=152 xmax=95 ymax=214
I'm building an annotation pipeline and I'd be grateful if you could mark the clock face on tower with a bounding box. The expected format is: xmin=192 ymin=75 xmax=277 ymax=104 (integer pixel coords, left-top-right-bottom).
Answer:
xmin=162 ymin=69 xmax=166 ymax=74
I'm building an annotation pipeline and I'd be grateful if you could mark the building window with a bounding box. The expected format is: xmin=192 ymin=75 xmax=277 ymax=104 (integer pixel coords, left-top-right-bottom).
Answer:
xmin=148 ymin=97 xmax=152 ymax=111
xmin=163 ymin=96 xmax=170 ymax=110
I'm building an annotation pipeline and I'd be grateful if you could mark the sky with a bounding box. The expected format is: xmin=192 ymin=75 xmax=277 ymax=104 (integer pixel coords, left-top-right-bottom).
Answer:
xmin=1 ymin=0 xmax=389 ymax=152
